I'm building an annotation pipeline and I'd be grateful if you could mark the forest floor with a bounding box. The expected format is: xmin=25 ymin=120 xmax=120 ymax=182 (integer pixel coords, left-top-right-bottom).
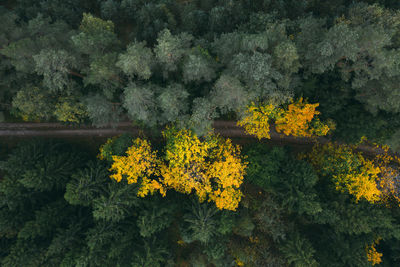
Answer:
xmin=0 ymin=121 xmax=390 ymax=158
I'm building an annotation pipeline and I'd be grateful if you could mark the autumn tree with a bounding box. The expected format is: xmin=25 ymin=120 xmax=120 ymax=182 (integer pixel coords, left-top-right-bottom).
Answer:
xmin=238 ymin=98 xmax=330 ymax=139
xmin=108 ymin=138 xmax=164 ymax=198
xmin=305 ymin=143 xmax=382 ymax=203
xmin=160 ymin=128 xmax=247 ymax=211
xmin=105 ymin=128 xmax=247 ymax=211
xmin=275 ymin=98 xmax=330 ymax=137
xmin=366 ymin=238 xmax=383 ymax=266
xmin=237 ymin=102 xmax=277 ymax=139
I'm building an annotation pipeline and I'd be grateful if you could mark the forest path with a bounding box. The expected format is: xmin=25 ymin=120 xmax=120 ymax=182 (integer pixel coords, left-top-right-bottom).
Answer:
xmin=0 ymin=121 xmax=388 ymax=157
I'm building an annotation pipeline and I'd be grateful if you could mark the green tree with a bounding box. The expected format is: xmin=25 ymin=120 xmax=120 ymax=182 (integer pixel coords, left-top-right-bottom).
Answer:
xmin=84 ymin=94 xmax=121 ymax=127
xmin=157 ymin=83 xmax=189 ymax=123
xmin=11 ymin=86 xmax=54 ymax=121
xmin=154 ymin=29 xmax=192 ymax=76
xmin=33 ymin=49 xmax=77 ymax=93
xmin=180 ymin=201 xmax=219 ymax=244
xmin=116 ymin=41 xmax=154 ymax=80
xmin=280 ymin=233 xmax=318 ymax=267
xmin=122 ymin=83 xmax=158 ymax=126
xmin=83 ymin=52 xmax=121 ymax=99
xmin=71 ymin=13 xmax=119 ymax=58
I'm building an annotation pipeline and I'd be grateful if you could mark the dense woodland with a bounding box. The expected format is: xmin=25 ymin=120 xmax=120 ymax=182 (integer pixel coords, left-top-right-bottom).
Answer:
xmin=2 ymin=0 xmax=400 ymax=144
xmin=2 ymin=0 xmax=400 ymax=266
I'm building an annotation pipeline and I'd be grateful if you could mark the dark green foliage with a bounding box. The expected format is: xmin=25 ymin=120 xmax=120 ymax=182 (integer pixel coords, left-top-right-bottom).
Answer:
xmin=233 ymin=212 xmax=255 ymax=238
xmin=136 ymin=199 xmax=176 ymax=238
xmin=131 ymin=238 xmax=171 ymax=267
xmin=154 ymin=29 xmax=193 ymax=75
xmin=245 ymin=145 xmax=321 ymax=216
xmin=243 ymin=142 xmax=400 ymax=266
xmin=98 ymin=133 xmax=134 ymax=162
xmin=211 ymin=74 xmax=253 ymax=115
xmin=64 ymin=161 xmax=108 ymax=206
xmin=244 ymin=145 xmax=287 ymax=188
xmin=189 ymin=97 xmax=218 ymax=135
xmin=71 ymin=13 xmax=119 ymax=57
xmin=83 ymin=52 xmax=120 ymax=98
xmin=33 ymin=49 xmax=77 ymax=93
xmin=180 ymin=201 xmax=219 ymax=244
xmin=280 ymin=233 xmax=318 ymax=267
xmin=1 ymin=140 xmax=85 ymax=191
xmin=182 ymin=48 xmax=216 ymax=83
xmin=157 ymin=83 xmax=190 ymax=123
xmin=251 ymin=196 xmax=288 ymax=242
xmin=11 ymin=86 xmax=55 ymax=121
xmin=92 ymin=181 xmax=139 ymax=222
xmin=0 ymin=140 xmax=177 ymax=266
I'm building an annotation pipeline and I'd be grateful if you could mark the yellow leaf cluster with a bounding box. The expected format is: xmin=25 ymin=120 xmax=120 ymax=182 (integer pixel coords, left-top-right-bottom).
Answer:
xmin=160 ymin=128 xmax=212 ymax=201
xmin=161 ymin=128 xmax=246 ymax=211
xmin=275 ymin=98 xmax=329 ymax=137
xmin=109 ymin=138 xmax=162 ymax=194
xmin=372 ymin=145 xmax=400 ymax=205
xmin=305 ymin=143 xmax=381 ymax=203
xmin=237 ymin=102 xmax=276 ymax=139
xmin=105 ymin=129 xmax=247 ymax=211
xmin=366 ymin=239 xmax=383 ymax=265
xmin=237 ymin=98 xmax=330 ymax=139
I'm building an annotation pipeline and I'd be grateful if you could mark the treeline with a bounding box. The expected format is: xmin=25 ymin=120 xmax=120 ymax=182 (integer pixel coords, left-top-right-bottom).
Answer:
xmin=2 ymin=1 xmax=400 ymax=148
xmin=0 ymin=136 xmax=400 ymax=266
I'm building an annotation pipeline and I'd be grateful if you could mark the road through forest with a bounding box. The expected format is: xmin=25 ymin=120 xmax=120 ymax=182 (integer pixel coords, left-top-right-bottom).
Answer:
xmin=0 ymin=121 xmax=390 ymax=157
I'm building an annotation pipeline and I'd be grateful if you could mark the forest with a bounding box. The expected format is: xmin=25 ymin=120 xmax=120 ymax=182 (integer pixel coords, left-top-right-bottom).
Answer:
xmin=1 ymin=0 xmax=400 ymax=266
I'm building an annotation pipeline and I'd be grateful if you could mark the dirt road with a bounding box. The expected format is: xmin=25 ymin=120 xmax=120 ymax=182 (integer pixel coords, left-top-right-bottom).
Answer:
xmin=0 ymin=121 xmax=390 ymax=157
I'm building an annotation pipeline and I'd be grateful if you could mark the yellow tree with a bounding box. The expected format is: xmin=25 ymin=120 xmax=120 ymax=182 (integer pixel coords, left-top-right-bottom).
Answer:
xmin=108 ymin=138 xmax=165 ymax=197
xmin=275 ymin=98 xmax=330 ymax=137
xmin=105 ymin=129 xmax=247 ymax=211
xmin=160 ymin=128 xmax=247 ymax=211
xmin=366 ymin=238 xmax=383 ymax=266
xmin=304 ymin=143 xmax=382 ymax=203
xmin=237 ymin=103 xmax=276 ymax=139
xmin=370 ymin=144 xmax=400 ymax=205
xmin=237 ymin=98 xmax=330 ymax=139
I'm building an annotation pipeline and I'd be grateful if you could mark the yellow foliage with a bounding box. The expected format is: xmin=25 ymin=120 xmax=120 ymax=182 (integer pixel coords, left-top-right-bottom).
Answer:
xmin=366 ymin=239 xmax=383 ymax=265
xmin=276 ymin=98 xmax=330 ymax=137
xmin=238 ymin=98 xmax=330 ymax=139
xmin=305 ymin=139 xmax=400 ymax=206
xmin=372 ymin=144 xmax=400 ymax=205
xmin=53 ymin=99 xmax=87 ymax=123
xmin=275 ymin=98 xmax=320 ymax=137
xmin=161 ymin=128 xmax=246 ymax=211
xmin=105 ymin=129 xmax=247 ymax=211
xmin=237 ymin=102 xmax=276 ymax=139
xmin=305 ymin=143 xmax=381 ymax=203
xmin=235 ymin=258 xmax=245 ymax=267
xmin=108 ymin=138 xmax=164 ymax=196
